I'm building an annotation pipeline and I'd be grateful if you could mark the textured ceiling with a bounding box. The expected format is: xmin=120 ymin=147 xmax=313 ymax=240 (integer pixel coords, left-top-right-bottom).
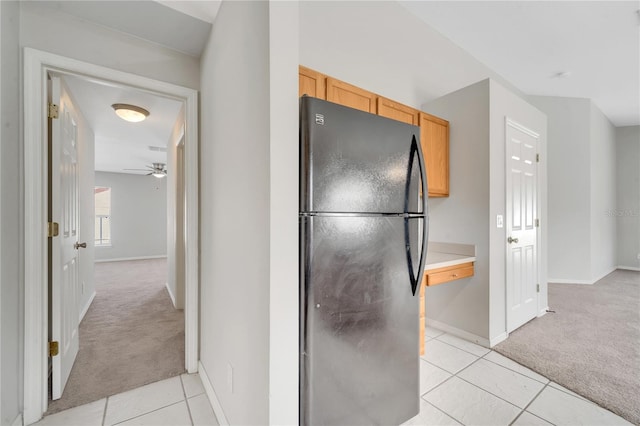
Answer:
xmin=63 ymin=74 xmax=182 ymax=175
xmin=400 ymin=1 xmax=640 ymax=126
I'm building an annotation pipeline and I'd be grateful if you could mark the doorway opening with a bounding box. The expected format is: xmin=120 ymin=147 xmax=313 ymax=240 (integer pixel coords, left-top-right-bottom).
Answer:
xmin=46 ymin=69 xmax=186 ymax=412
xmin=23 ymin=48 xmax=199 ymax=425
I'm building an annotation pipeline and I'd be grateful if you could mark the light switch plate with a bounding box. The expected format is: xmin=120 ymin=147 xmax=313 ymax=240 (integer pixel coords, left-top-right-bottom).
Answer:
xmin=497 ymin=215 xmax=504 ymax=228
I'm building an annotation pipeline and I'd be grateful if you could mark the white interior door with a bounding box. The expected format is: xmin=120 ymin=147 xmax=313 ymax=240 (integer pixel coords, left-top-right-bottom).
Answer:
xmin=506 ymin=118 xmax=539 ymax=332
xmin=50 ymin=76 xmax=80 ymax=399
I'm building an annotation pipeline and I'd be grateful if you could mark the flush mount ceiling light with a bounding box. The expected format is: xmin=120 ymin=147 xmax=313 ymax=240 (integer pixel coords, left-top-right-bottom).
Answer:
xmin=111 ymin=103 xmax=149 ymax=123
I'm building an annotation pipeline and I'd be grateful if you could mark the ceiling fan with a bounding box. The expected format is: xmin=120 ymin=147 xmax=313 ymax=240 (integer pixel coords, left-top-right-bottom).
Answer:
xmin=123 ymin=162 xmax=167 ymax=178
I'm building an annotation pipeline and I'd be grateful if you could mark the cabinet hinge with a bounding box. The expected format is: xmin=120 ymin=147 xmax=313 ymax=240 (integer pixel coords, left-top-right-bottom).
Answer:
xmin=536 ymin=153 xmax=540 ymax=163
xmin=48 ymin=221 xmax=59 ymax=238
xmin=536 ymin=284 xmax=540 ymax=293
xmin=535 ymin=218 xmax=540 ymax=227
xmin=49 ymin=341 xmax=59 ymax=357
xmin=48 ymin=103 xmax=59 ymax=119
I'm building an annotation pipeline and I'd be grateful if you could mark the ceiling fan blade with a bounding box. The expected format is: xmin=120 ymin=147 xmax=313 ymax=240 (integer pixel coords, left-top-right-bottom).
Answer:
xmin=123 ymin=168 xmax=149 ymax=171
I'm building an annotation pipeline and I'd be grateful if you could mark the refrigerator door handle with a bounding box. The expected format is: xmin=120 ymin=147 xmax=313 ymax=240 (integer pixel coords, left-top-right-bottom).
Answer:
xmin=403 ymin=136 xmax=428 ymax=296
xmin=404 ymin=217 xmax=418 ymax=296
xmin=403 ymin=136 xmax=427 ymax=215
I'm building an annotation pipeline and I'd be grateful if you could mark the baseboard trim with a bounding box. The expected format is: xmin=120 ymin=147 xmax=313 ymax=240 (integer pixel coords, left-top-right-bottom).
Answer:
xmin=165 ymin=282 xmax=176 ymax=308
xmin=95 ymin=255 xmax=167 ymax=263
xmin=549 ymin=267 xmax=617 ymax=285
xmin=548 ymin=278 xmax=594 ymax=285
xmin=425 ymin=318 xmax=490 ymax=348
xmin=618 ymin=265 xmax=640 ymax=271
xmin=11 ymin=413 xmax=23 ymax=426
xmin=79 ymin=291 xmax=96 ymax=322
xmin=198 ymin=361 xmax=229 ymax=426
xmin=489 ymin=332 xmax=508 ymax=347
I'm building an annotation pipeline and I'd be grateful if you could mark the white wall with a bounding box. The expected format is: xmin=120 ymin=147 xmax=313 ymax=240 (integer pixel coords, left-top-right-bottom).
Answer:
xmin=19 ymin=1 xmax=199 ymax=90
xmin=528 ymin=96 xmax=593 ymax=282
xmin=268 ymin=2 xmax=299 ymax=424
xmin=0 ymin=4 xmax=201 ymax=423
xmin=589 ymin=104 xmax=617 ymax=280
xmin=199 ymin=2 xmax=271 ymax=423
xmin=488 ymin=81 xmax=547 ymax=340
xmin=530 ymin=96 xmax=618 ymax=283
xmin=422 ymin=80 xmax=491 ymax=341
xmin=166 ymin=106 xmax=184 ymax=309
xmin=616 ymin=126 xmax=640 ymax=269
xmin=94 ymin=172 xmax=167 ymax=262
xmin=299 ymin=1 xmax=523 ymax=114
xmin=423 ymin=80 xmax=547 ymax=344
xmin=1 ymin=1 xmax=22 ymax=424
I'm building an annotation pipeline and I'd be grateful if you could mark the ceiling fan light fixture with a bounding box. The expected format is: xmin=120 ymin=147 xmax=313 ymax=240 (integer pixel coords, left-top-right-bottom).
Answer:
xmin=152 ymin=171 xmax=166 ymax=179
xmin=111 ymin=103 xmax=149 ymax=123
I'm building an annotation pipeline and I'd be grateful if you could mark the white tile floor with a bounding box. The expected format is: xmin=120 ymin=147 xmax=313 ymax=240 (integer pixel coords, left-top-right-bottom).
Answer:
xmin=34 ymin=327 xmax=632 ymax=426
xmin=405 ymin=327 xmax=632 ymax=426
xmin=33 ymin=373 xmax=218 ymax=426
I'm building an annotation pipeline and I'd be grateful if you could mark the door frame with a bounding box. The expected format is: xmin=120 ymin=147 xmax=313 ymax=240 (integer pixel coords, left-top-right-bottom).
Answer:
xmin=23 ymin=47 xmax=199 ymax=425
xmin=504 ymin=117 xmax=542 ymax=333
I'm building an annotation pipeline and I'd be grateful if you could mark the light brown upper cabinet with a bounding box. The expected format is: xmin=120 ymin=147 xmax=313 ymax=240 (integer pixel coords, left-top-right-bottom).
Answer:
xmin=326 ymin=78 xmax=377 ymax=114
xmin=420 ymin=112 xmax=450 ymax=197
xmin=420 ymin=112 xmax=449 ymax=197
xmin=377 ymin=97 xmax=420 ymax=126
xmin=299 ymin=66 xmax=326 ymax=100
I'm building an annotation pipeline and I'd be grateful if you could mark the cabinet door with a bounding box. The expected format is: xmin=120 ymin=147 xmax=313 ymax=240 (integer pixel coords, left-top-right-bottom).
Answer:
xmin=377 ymin=97 xmax=419 ymax=126
xmin=420 ymin=112 xmax=449 ymax=197
xmin=326 ymin=78 xmax=377 ymax=114
xmin=299 ymin=66 xmax=326 ymax=99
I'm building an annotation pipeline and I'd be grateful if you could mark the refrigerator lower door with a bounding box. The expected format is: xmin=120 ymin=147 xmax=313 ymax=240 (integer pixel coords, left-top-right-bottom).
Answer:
xmin=300 ymin=216 xmax=421 ymax=426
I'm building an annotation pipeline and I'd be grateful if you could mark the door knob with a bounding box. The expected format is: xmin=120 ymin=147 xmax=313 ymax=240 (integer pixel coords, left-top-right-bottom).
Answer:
xmin=74 ymin=242 xmax=87 ymax=249
xmin=507 ymin=236 xmax=519 ymax=244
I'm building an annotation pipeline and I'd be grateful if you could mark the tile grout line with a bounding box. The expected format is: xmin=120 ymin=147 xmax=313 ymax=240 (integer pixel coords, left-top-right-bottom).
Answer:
xmin=110 ymin=400 xmax=186 ymax=426
xmin=434 ymin=334 xmax=491 ymax=358
xmin=102 ymin=397 xmax=109 ymax=426
xmin=421 ymin=356 xmax=482 ymax=400
xmin=180 ymin=375 xmax=196 ymax=426
xmin=508 ymin=382 xmax=553 ymax=426
xmin=453 ymin=372 xmax=536 ymax=416
xmin=481 ymin=351 xmax=549 ymax=385
xmin=483 ymin=351 xmax=598 ymax=405
xmin=423 ymin=399 xmax=466 ymax=425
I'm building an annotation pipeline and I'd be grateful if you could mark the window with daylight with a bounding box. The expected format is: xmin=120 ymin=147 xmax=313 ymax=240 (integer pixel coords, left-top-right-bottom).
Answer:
xmin=95 ymin=187 xmax=112 ymax=246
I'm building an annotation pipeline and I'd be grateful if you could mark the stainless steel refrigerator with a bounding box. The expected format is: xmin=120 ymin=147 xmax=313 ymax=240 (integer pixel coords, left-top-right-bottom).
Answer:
xmin=299 ymin=96 xmax=429 ymax=425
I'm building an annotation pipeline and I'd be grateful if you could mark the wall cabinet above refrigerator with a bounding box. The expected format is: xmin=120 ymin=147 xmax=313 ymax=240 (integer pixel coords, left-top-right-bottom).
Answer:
xmin=299 ymin=66 xmax=450 ymax=198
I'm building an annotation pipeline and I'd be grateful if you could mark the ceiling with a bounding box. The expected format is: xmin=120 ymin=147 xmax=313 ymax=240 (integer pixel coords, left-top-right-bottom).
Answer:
xmin=63 ymin=74 xmax=183 ymax=175
xmin=46 ymin=0 xmax=639 ymax=173
xmin=34 ymin=0 xmax=213 ymax=56
xmin=399 ymin=1 xmax=640 ymax=127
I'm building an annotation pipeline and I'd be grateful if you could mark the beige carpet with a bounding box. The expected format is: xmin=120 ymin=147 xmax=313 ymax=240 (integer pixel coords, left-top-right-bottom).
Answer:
xmin=495 ymin=269 xmax=640 ymax=424
xmin=47 ymin=258 xmax=185 ymax=414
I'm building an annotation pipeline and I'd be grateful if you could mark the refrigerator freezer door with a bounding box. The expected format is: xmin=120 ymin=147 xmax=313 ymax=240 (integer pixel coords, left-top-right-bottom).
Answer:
xmin=300 ymin=215 xmax=421 ymax=425
xmin=300 ymin=97 xmax=423 ymax=214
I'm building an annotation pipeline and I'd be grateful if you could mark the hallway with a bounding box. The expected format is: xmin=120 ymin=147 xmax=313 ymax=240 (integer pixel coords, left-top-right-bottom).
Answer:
xmin=47 ymin=259 xmax=185 ymax=414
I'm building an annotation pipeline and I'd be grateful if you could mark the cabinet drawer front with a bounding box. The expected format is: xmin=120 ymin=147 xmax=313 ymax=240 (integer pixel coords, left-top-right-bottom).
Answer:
xmin=427 ymin=265 xmax=474 ymax=286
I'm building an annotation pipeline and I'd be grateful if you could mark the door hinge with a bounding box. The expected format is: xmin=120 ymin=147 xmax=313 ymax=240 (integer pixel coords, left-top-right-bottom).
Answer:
xmin=535 ymin=218 xmax=540 ymax=227
xmin=536 ymin=284 xmax=540 ymax=293
xmin=536 ymin=153 xmax=540 ymax=163
xmin=48 ymin=221 xmax=59 ymax=238
xmin=48 ymin=103 xmax=59 ymax=119
xmin=49 ymin=341 xmax=59 ymax=357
